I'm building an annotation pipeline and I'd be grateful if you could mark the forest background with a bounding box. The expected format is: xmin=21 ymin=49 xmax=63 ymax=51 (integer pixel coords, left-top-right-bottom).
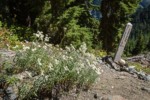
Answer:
xmin=0 ymin=0 xmax=150 ymax=56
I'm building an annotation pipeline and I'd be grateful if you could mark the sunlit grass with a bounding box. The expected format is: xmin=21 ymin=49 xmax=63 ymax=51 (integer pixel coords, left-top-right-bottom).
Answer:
xmin=128 ymin=62 xmax=150 ymax=74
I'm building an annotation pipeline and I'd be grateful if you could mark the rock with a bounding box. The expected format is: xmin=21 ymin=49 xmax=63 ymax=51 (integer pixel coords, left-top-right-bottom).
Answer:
xmin=6 ymin=87 xmax=13 ymax=94
xmin=128 ymin=66 xmax=137 ymax=74
xmin=9 ymin=94 xmax=17 ymax=100
xmin=119 ymin=59 xmax=126 ymax=66
xmin=93 ymin=93 xmax=98 ymax=99
xmin=97 ymin=57 xmax=103 ymax=64
xmin=103 ymin=56 xmax=120 ymax=71
xmin=141 ymin=87 xmax=150 ymax=93
xmin=146 ymin=75 xmax=150 ymax=81
xmin=99 ymin=60 xmax=103 ymax=64
xmin=137 ymin=71 xmax=147 ymax=80
xmin=0 ymin=89 xmax=4 ymax=96
xmin=0 ymin=97 xmax=3 ymax=100
xmin=5 ymin=87 xmax=17 ymax=100
xmin=145 ymin=53 xmax=150 ymax=60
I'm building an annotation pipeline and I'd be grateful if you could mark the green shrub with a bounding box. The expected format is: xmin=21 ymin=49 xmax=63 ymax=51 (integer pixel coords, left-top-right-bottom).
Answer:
xmin=0 ymin=28 xmax=22 ymax=50
xmin=6 ymin=32 xmax=101 ymax=99
xmin=14 ymin=42 xmax=100 ymax=99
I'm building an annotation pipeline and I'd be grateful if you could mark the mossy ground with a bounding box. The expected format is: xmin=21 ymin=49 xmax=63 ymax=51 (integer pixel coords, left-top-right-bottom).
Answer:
xmin=128 ymin=62 xmax=150 ymax=74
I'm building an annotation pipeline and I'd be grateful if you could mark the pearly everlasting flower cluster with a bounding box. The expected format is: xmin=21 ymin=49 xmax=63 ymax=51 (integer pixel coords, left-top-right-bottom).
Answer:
xmin=34 ymin=31 xmax=44 ymax=40
xmin=37 ymin=58 xmax=42 ymax=66
xmin=79 ymin=42 xmax=87 ymax=54
xmin=34 ymin=31 xmax=50 ymax=42
xmin=14 ymin=41 xmax=101 ymax=99
xmin=22 ymin=45 xmax=30 ymax=51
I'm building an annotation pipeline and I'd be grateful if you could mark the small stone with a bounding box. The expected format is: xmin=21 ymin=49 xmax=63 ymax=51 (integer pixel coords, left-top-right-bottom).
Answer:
xmin=6 ymin=87 xmax=13 ymax=94
xmin=128 ymin=66 xmax=137 ymax=74
xmin=104 ymin=56 xmax=120 ymax=70
xmin=137 ymin=71 xmax=147 ymax=80
xmin=9 ymin=93 xmax=17 ymax=100
xmin=0 ymin=89 xmax=4 ymax=98
xmin=99 ymin=60 xmax=103 ymax=64
xmin=129 ymin=66 xmax=135 ymax=69
xmin=0 ymin=97 xmax=3 ymax=100
xmin=146 ymin=75 xmax=150 ymax=81
xmin=141 ymin=87 xmax=150 ymax=93
xmin=133 ymin=74 xmax=138 ymax=78
xmin=94 ymin=94 xmax=98 ymax=99
xmin=111 ymin=86 xmax=114 ymax=89
xmin=119 ymin=59 xmax=126 ymax=65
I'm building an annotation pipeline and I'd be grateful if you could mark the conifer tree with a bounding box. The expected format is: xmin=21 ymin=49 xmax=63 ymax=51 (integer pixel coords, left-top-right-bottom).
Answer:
xmin=132 ymin=33 xmax=145 ymax=54
xmin=98 ymin=0 xmax=141 ymax=53
xmin=147 ymin=37 xmax=150 ymax=51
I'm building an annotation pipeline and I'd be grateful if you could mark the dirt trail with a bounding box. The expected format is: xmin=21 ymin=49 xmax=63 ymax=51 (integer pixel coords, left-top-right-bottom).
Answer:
xmin=61 ymin=64 xmax=150 ymax=100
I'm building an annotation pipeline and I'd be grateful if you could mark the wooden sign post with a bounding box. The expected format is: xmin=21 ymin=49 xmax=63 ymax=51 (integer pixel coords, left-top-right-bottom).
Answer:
xmin=114 ymin=23 xmax=133 ymax=63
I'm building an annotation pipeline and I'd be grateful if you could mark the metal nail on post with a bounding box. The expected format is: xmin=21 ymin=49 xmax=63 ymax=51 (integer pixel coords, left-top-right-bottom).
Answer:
xmin=114 ymin=23 xmax=133 ymax=63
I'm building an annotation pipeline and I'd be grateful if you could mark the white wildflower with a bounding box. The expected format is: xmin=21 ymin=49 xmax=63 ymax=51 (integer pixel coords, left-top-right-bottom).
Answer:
xmin=68 ymin=56 xmax=73 ymax=60
xmin=43 ymin=45 xmax=47 ymax=50
xmin=47 ymin=44 xmax=52 ymax=48
xmin=40 ymin=69 xmax=44 ymax=75
xmin=32 ymin=42 xmax=36 ymax=46
xmin=54 ymin=59 xmax=59 ymax=65
xmin=23 ymin=46 xmax=30 ymax=51
xmin=79 ymin=42 xmax=87 ymax=54
xmin=80 ymin=63 xmax=85 ymax=69
xmin=86 ymin=59 xmax=91 ymax=66
xmin=48 ymin=63 xmax=54 ymax=70
xmin=32 ymin=48 xmax=37 ymax=52
xmin=38 ymin=45 xmax=41 ymax=48
xmin=45 ymin=75 xmax=49 ymax=80
xmin=34 ymin=33 xmax=40 ymax=38
xmin=13 ymin=45 xmax=19 ymax=49
xmin=65 ymin=46 xmax=70 ymax=52
xmin=56 ymin=45 xmax=59 ymax=48
xmin=85 ymin=53 xmax=91 ymax=57
xmin=34 ymin=31 xmax=44 ymax=41
xmin=6 ymin=44 xmax=10 ymax=49
xmin=70 ymin=44 xmax=75 ymax=51
xmin=75 ymin=67 xmax=81 ymax=74
xmin=25 ymin=40 xmax=29 ymax=43
xmin=93 ymin=61 xmax=98 ymax=66
xmin=37 ymin=58 xmax=42 ymax=66
xmin=64 ymin=66 xmax=69 ymax=71
xmin=44 ymin=35 xmax=49 ymax=42
xmin=90 ymin=64 xmax=96 ymax=70
xmin=90 ymin=54 xmax=96 ymax=60
xmin=95 ymin=68 xmax=101 ymax=75
xmin=62 ymin=55 xmax=68 ymax=60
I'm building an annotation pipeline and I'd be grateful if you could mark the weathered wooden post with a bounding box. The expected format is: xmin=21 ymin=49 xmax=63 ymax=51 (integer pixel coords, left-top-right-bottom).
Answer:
xmin=114 ymin=23 xmax=133 ymax=63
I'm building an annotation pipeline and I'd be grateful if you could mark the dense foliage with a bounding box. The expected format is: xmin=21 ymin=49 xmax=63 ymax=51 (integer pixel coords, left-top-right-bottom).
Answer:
xmin=125 ymin=4 xmax=150 ymax=55
xmin=0 ymin=0 xmax=99 ymax=49
xmin=0 ymin=0 xmax=149 ymax=55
